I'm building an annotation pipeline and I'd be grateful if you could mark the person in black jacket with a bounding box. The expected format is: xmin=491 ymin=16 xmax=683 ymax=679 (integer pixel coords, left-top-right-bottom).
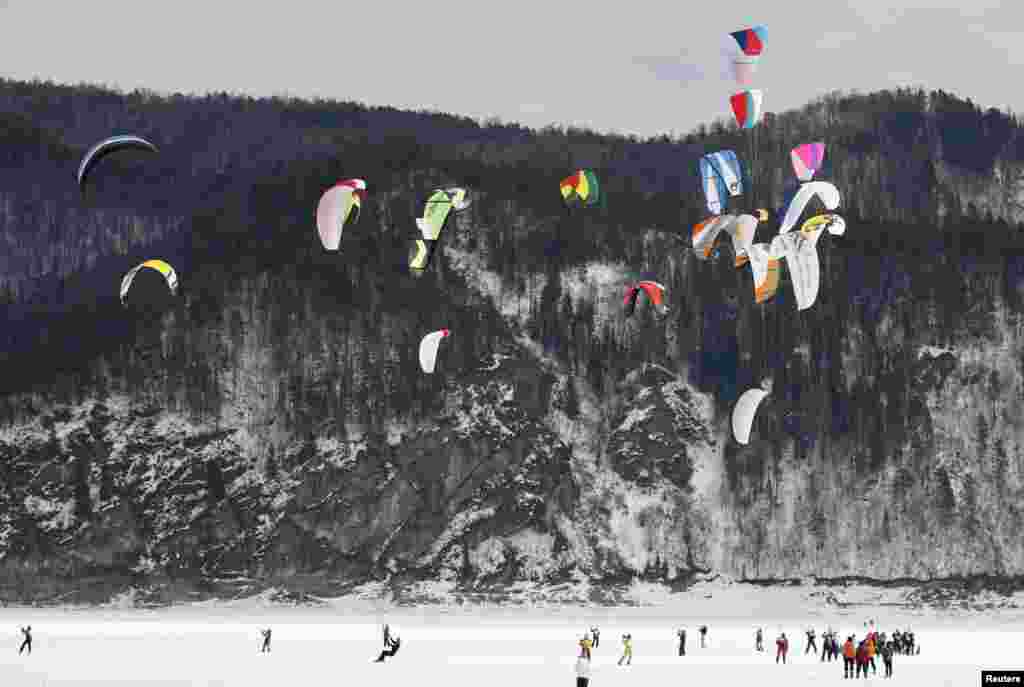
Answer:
xmin=805 ymin=628 xmax=817 ymax=655
xmin=18 ymin=626 xmax=32 ymax=655
xmin=880 ymin=640 xmax=894 ymax=678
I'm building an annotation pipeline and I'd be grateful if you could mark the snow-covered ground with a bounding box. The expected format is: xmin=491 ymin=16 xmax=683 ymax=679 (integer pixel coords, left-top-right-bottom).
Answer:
xmin=1 ymin=583 xmax=1022 ymax=686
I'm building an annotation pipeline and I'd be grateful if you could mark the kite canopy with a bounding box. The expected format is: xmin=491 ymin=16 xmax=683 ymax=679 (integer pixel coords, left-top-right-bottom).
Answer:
xmin=745 ymin=244 xmax=780 ymax=304
xmin=560 ymin=169 xmax=601 ymax=207
xmin=418 ymin=189 xmax=454 ymax=241
xmin=693 ymin=215 xmax=734 ymax=260
xmin=726 ymin=214 xmax=759 ymax=261
xmin=417 ymin=187 xmax=470 ymax=241
xmin=692 ymin=213 xmax=760 ymax=262
xmin=408 ymin=239 xmax=434 ymax=274
xmin=777 ymin=181 xmax=841 ymax=234
xmin=77 ymin=135 xmax=158 ymax=191
xmin=730 ymin=26 xmax=767 ymax=56
xmin=316 ymin=179 xmax=366 ymax=251
xmin=725 ymin=27 xmax=767 ymax=148
xmin=730 ymin=90 xmax=764 ymax=129
xmin=699 ymin=150 xmax=743 ymax=215
xmin=623 ymin=280 xmax=667 ymax=317
xmin=419 ymin=329 xmax=450 ymax=374
xmin=791 ymin=143 xmax=826 ymax=182
xmin=770 ymin=229 xmax=826 ymax=311
xmin=773 ymin=214 xmax=846 ymax=310
xmin=805 ymin=212 xmax=846 ymax=236
xmin=732 ymin=388 xmax=769 ymax=444
xmin=120 ymin=259 xmax=178 ymax=305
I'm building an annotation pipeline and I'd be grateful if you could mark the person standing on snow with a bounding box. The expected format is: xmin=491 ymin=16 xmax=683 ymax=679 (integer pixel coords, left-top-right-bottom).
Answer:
xmin=866 ymin=633 xmax=878 ymax=675
xmin=855 ymin=640 xmax=869 ymax=679
xmin=676 ymin=628 xmax=686 ymax=656
xmin=575 ymin=651 xmax=591 ymax=687
xmin=18 ymin=626 xmax=32 ymax=655
xmin=880 ymin=639 xmax=894 ymax=678
xmin=842 ymin=636 xmax=856 ymax=679
xmin=699 ymin=625 xmax=708 ymax=648
xmin=383 ymin=623 xmax=394 ymax=649
xmin=617 ymin=634 xmax=632 ymax=666
xmin=775 ymin=632 xmax=789 ymax=664
xmin=579 ymin=633 xmax=593 ymax=659
xmin=260 ymin=628 xmax=272 ymax=653
xmin=590 ymin=627 xmax=600 ymax=648
xmin=805 ymin=627 xmax=817 ymax=655
xmin=755 ymin=627 xmax=763 ymax=651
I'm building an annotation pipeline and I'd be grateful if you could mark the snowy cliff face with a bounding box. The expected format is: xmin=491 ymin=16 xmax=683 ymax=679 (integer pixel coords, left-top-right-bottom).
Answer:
xmin=5 ymin=189 xmax=1023 ymax=604
xmin=0 ymin=350 xmax=579 ymax=601
xmin=2 ymin=84 xmax=1024 ymax=602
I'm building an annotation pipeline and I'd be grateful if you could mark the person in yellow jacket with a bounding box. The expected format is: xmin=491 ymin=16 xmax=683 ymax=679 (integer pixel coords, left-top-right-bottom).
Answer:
xmin=617 ymin=634 xmax=632 ymax=666
xmin=866 ymin=635 xmax=877 ymax=675
xmin=579 ymin=634 xmax=593 ymax=659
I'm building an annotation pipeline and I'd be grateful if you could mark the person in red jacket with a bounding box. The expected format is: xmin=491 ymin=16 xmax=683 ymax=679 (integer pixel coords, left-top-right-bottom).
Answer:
xmin=775 ymin=633 xmax=789 ymax=664
xmin=855 ymin=640 xmax=869 ymax=679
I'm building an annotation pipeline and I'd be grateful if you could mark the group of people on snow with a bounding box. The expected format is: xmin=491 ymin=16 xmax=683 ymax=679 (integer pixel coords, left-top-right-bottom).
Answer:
xmin=839 ymin=627 xmax=913 ymax=679
xmin=764 ymin=626 xmax=834 ymax=663
xmin=14 ymin=617 xmax=917 ymax=681
xmin=755 ymin=622 xmax=915 ymax=679
xmin=578 ymin=624 xmax=711 ymax=672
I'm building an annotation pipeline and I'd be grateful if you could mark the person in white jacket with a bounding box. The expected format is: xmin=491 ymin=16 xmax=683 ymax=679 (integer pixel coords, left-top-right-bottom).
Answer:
xmin=575 ymin=653 xmax=591 ymax=687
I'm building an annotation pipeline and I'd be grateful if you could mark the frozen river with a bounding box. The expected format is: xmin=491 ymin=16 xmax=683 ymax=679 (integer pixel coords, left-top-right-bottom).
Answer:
xmin=2 ymin=583 xmax=1022 ymax=686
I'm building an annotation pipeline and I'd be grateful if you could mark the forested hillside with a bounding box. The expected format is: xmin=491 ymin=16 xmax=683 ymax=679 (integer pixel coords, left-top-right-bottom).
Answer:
xmin=1 ymin=79 xmax=1023 ymax=604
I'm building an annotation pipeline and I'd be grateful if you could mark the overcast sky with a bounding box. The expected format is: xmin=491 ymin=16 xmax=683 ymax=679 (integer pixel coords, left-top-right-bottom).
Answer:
xmin=1 ymin=0 xmax=1020 ymax=138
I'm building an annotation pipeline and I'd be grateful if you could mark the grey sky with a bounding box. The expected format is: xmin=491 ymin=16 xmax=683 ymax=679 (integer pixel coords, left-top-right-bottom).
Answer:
xmin=1 ymin=0 xmax=1020 ymax=138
